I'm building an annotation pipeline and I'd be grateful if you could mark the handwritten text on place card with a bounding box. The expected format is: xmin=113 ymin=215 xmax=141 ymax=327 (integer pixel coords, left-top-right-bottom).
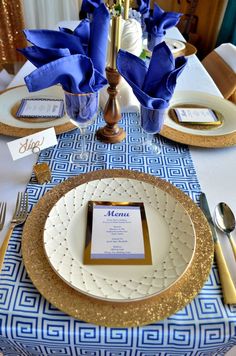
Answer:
xmin=7 ymin=128 xmax=58 ymax=161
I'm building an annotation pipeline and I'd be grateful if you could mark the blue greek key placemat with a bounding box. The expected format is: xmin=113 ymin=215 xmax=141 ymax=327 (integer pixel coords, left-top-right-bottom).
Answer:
xmin=0 ymin=113 xmax=235 ymax=356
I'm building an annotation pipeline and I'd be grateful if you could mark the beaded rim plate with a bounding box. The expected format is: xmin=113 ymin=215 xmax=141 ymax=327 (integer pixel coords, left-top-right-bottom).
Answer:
xmin=0 ymin=85 xmax=75 ymax=137
xmin=22 ymin=170 xmax=214 ymax=327
xmin=43 ymin=176 xmax=196 ymax=302
xmin=161 ymin=91 xmax=236 ymax=147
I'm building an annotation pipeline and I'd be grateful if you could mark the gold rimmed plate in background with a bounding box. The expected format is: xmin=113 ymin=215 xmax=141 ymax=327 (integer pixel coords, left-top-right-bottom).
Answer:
xmin=161 ymin=91 xmax=236 ymax=148
xmin=173 ymin=41 xmax=197 ymax=58
xmin=143 ymin=39 xmax=197 ymax=59
xmin=22 ymin=169 xmax=213 ymax=327
xmin=0 ymin=85 xmax=75 ymax=137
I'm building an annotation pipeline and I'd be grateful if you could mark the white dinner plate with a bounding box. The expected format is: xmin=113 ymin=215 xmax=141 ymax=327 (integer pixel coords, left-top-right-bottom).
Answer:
xmin=161 ymin=91 xmax=236 ymax=147
xmin=0 ymin=85 xmax=75 ymax=136
xmin=43 ymin=177 xmax=196 ymax=302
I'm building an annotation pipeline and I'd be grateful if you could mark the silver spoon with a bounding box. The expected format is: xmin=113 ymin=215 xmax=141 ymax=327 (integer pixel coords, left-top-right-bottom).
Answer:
xmin=214 ymin=202 xmax=236 ymax=260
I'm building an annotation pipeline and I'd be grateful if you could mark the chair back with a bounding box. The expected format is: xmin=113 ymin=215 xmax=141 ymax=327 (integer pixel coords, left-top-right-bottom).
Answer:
xmin=202 ymin=43 xmax=236 ymax=103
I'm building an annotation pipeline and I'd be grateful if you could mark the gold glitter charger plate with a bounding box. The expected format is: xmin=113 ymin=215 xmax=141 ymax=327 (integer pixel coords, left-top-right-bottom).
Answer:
xmin=22 ymin=170 xmax=213 ymax=327
xmin=43 ymin=175 xmax=196 ymax=302
xmin=0 ymin=85 xmax=75 ymax=137
xmin=160 ymin=91 xmax=236 ymax=148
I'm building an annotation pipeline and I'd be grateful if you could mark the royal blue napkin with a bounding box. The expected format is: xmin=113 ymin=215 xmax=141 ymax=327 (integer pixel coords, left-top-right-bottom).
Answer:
xmin=20 ymin=4 xmax=109 ymax=75
xmin=18 ymin=46 xmax=71 ymax=68
xmin=59 ymin=19 xmax=90 ymax=48
xmin=19 ymin=4 xmax=109 ymax=94
xmin=117 ymin=42 xmax=187 ymax=132
xmin=80 ymin=0 xmax=104 ymax=17
xmin=24 ymin=54 xmax=107 ymax=94
xmin=19 ymin=20 xmax=91 ymax=68
xmin=117 ymin=42 xmax=187 ymax=109
xmin=88 ymin=4 xmax=109 ymax=75
xmin=145 ymin=4 xmax=181 ymax=37
xmin=136 ymin=0 xmax=150 ymax=16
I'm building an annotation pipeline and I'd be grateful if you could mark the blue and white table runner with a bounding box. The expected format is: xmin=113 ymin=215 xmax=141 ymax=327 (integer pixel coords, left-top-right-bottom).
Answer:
xmin=0 ymin=113 xmax=235 ymax=356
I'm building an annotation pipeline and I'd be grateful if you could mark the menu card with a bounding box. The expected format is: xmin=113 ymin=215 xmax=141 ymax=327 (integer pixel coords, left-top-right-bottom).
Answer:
xmin=16 ymin=98 xmax=64 ymax=118
xmin=173 ymin=108 xmax=222 ymax=125
xmin=84 ymin=201 xmax=152 ymax=265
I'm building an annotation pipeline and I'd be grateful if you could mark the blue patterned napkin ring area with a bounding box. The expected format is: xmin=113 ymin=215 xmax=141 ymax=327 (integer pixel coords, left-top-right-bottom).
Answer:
xmin=64 ymin=91 xmax=99 ymax=127
xmin=141 ymin=106 xmax=167 ymax=134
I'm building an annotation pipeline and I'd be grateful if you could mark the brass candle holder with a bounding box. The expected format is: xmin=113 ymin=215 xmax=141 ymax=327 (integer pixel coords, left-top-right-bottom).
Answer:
xmin=96 ymin=5 xmax=126 ymax=144
xmin=96 ymin=66 xmax=125 ymax=143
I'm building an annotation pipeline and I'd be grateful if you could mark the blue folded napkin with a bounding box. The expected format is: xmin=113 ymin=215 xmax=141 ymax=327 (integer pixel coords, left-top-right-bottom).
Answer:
xmin=24 ymin=54 xmax=107 ymax=94
xmin=19 ymin=20 xmax=91 ymax=68
xmin=80 ymin=0 xmax=104 ymax=17
xmin=117 ymin=42 xmax=187 ymax=132
xmin=145 ymin=4 xmax=181 ymax=37
xmin=18 ymin=46 xmax=71 ymax=68
xmin=19 ymin=4 xmax=109 ymax=94
xmin=136 ymin=0 xmax=150 ymax=16
xmin=20 ymin=4 xmax=109 ymax=75
xmin=88 ymin=4 xmax=109 ymax=75
xmin=59 ymin=19 xmax=90 ymax=47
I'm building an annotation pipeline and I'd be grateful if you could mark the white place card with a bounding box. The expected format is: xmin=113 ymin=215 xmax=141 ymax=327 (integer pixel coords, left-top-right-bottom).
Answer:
xmin=7 ymin=128 xmax=58 ymax=161
xmin=174 ymin=108 xmax=221 ymax=125
xmin=84 ymin=201 xmax=152 ymax=265
xmin=16 ymin=98 xmax=64 ymax=118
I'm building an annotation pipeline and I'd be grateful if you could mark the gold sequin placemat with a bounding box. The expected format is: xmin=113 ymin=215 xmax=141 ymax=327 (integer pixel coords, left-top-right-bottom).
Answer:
xmin=22 ymin=170 xmax=213 ymax=327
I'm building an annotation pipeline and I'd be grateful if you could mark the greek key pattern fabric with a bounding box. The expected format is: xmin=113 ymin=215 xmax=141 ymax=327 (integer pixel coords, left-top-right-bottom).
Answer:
xmin=0 ymin=113 xmax=235 ymax=355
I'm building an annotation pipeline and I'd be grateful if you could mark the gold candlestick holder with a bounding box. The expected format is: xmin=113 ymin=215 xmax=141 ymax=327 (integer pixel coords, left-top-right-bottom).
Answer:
xmin=96 ymin=10 xmax=126 ymax=144
xmin=96 ymin=66 xmax=126 ymax=143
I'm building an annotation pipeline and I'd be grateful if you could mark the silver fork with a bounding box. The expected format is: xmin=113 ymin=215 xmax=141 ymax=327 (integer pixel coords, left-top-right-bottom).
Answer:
xmin=0 ymin=202 xmax=7 ymax=231
xmin=0 ymin=192 xmax=28 ymax=272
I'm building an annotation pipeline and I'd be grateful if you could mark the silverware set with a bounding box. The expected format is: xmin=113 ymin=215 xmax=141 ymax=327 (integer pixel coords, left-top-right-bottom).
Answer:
xmin=0 ymin=192 xmax=28 ymax=273
xmin=200 ymin=193 xmax=236 ymax=304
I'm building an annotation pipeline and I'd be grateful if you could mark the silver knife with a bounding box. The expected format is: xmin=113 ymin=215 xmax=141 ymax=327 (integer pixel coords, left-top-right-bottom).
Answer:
xmin=200 ymin=192 xmax=236 ymax=304
xmin=200 ymin=193 xmax=218 ymax=242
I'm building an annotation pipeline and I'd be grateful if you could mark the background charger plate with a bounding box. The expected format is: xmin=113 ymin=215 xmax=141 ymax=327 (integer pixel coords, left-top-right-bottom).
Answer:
xmin=0 ymin=85 xmax=75 ymax=137
xmin=161 ymin=91 xmax=236 ymax=147
xmin=165 ymin=38 xmax=186 ymax=53
xmin=22 ymin=170 xmax=213 ymax=327
xmin=143 ymin=39 xmax=196 ymax=58
xmin=172 ymin=41 xmax=197 ymax=58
